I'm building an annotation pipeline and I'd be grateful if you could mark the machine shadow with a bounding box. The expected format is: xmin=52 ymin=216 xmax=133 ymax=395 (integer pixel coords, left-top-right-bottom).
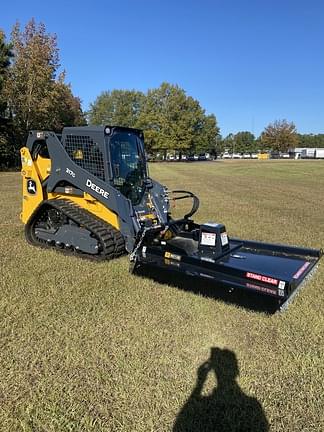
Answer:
xmin=135 ymin=265 xmax=278 ymax=314
xmin=173 ymin=347 xmax=269 ymax=432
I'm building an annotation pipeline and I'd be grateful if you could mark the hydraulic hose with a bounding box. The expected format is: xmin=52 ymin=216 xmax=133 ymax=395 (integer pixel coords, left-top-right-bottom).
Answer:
xmin=171 ymin=190 xmax=200 ymax=219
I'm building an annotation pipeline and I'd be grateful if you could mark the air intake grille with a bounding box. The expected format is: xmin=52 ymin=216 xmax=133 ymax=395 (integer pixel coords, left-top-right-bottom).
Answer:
xmin=64 ymin=135 xmax=105 ymax=181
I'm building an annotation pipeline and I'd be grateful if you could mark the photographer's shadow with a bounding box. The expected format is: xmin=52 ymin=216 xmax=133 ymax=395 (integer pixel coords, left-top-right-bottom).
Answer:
xmin=173 ymin=348 xmax=269 ymax=432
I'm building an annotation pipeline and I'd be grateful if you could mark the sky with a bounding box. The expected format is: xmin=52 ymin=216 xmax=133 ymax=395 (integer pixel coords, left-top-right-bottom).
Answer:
xmin=1 ymin=0 xmax=324 ymax=136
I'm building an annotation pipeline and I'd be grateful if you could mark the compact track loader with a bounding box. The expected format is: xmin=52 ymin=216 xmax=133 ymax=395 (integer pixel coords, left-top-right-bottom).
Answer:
xmin=21 ymin=126 xmax=322 ymax=310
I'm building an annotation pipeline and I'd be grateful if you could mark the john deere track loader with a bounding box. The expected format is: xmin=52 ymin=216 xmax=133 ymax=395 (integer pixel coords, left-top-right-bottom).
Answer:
xmin=21 ymin=126 xmax=322 ymax=310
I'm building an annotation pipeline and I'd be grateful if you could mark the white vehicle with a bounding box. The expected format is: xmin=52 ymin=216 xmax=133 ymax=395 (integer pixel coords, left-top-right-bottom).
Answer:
xmin=232 ymin=153 xmax=242 ymax=159
xmin=292 ymin=147 xmax=304 ymax=159
xmin=280 ymin=153 xmax=290 ymax=158
xmin=301 ymin=148 xmax=324 ymax=159
xmin=251 ymin=153 xmax=258 ymax=159
xmin=315 ymin=149 xmax=324 ymax=158
xmin=301 ymin=148 xmax=315 ymax=158
xmin=243 ymin=153 xmax=251 ymax=159
xmin=222 ymin=152 xmax=231 ymax=159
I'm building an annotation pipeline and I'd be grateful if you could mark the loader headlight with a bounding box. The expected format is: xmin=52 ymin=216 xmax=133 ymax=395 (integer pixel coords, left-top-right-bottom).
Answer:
xmin=104 ymin=126 xmax=111 ymax=135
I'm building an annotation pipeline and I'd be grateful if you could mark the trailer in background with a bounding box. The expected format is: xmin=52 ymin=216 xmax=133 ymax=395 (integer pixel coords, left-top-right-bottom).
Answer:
xmin=301 ymin=148 xmax=315 ymax=158
xmin=301 ymin=148 xmax=324 ymax=159
xmin=315 ymin=148 xmax=324 ymax=158
xmin=289 ymin=147 xmax=305 ymax=159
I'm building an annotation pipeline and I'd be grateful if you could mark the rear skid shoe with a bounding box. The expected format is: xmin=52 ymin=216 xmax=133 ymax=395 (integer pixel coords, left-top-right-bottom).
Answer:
xmin=278 ymin=264 xmax=319 ymax=311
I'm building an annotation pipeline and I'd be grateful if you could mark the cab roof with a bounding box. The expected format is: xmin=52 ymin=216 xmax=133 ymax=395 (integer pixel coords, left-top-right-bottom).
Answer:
xmin=62 ymin=125 xmax=143 ymax=136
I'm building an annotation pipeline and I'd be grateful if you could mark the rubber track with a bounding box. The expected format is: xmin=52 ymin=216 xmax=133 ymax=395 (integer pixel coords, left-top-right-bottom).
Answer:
xmin=25 ymin=199 xmax=125 ymax=261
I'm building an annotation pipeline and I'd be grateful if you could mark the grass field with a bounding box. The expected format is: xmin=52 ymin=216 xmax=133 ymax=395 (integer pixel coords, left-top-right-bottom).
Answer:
xmin=1 ymin=160 xmax=323 ymax=431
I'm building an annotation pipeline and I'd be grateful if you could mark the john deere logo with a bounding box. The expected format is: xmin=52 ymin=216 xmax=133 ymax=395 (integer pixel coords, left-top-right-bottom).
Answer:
xmin=27 ymin=180 xmax=37 ymax=195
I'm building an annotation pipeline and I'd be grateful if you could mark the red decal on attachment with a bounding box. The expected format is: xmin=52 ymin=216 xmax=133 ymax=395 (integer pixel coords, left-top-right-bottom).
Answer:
xmin=293 ymin=262 xmax=311 ymax=279
xmin=246 ymin=283 xmax=277 ymax=295
xmin=246 ymin=272 xmax=278 ymax=286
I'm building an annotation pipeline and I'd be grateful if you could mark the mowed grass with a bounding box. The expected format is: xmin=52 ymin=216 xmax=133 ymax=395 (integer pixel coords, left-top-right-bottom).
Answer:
xmin=0 ymin=160 xmax=324 ymax=431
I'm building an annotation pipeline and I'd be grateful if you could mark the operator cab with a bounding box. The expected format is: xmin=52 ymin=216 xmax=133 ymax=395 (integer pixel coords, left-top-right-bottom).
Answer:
xmin=106 ymin=127 xmax=148 ymax=205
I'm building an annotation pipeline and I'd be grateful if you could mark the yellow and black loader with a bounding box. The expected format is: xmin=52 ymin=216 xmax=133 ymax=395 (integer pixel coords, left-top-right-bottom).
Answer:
xmin=21 ymin=126 xmax=322 ymax=310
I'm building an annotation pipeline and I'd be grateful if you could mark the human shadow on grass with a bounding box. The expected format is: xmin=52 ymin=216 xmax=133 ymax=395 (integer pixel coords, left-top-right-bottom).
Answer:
xmin=135 ymin=265 xmax=278 ymax=314
xmin=173 ymin=348 xmax=269 ymax=432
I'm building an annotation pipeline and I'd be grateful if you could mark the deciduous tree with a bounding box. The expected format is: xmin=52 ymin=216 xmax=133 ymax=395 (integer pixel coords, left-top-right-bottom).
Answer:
xmin=233 ymin=131 xmax=256 ymax=154
xmin=298 ymin=133 xmax=324 ymax=148
xmin=88 ymin=90 xmax=145 ymax=127
xmin=261 ymin=119 xmax=298 ymax=152
xmin=138 ymin=82 xmax=219 ymax=156
xmin=223 ymin=133 xmax=235 ymax=153
xmin=4 ymin=19 xmax=60 ymax=143
xmin=195 ymin=114 xmax=220 ymax=154
xmin=50 ymin=72 xmax=86 ymax=131
xmin=89 ymin=83 xmax=219 ymax=156
xmin=3 ymin=19 xmax=85 ymax=153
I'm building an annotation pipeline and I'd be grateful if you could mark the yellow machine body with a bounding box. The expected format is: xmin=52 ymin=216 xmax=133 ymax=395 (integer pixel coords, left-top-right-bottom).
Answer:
xmin=20 ymin=147 xmax=119 ymax=229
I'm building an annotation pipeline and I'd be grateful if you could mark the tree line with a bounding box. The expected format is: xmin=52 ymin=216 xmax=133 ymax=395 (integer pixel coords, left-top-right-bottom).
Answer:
xmin=89 ymin=93 xmax=323 ymax=156
xmin=88 ymin=84 xmax=220 ymax=157
xmin=220 ymin=124 xmax=324 ymax=156
xmin=0 ymin=19 xmax=322 ymax=168
xmin=221 ymin=121 xmax=298 ymax=155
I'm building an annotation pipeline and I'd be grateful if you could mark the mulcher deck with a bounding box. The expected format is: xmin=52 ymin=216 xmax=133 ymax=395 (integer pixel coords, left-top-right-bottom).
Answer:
xmin=135 ymin=235 xmax=322 ymax=309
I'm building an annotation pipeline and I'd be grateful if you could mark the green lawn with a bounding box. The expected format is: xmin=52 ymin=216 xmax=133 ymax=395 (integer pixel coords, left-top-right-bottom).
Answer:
xmin=1 ymin=160 xmax=323 ymax=431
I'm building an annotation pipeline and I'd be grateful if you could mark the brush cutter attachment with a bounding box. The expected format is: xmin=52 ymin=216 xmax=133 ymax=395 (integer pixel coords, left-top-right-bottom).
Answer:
xmin=131 ymin=214 xmax=322 ymax=311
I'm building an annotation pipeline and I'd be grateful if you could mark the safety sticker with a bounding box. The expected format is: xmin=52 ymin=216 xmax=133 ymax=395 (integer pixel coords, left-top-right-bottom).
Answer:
xmin=164 ymin=251 xmax=181 ymax=261
xmin=164 ymin=258 xmax=180 ymax=267
xmin=293 ymin=262 xmax=311 ymax=279
xmin=221 ymin=232 xmax=229 ymax=246
xmin=246 ymin=283 xmax=277 ymax=295
xmin=246 ymin=272 xmax=278 ymax=286
xmin=201 ymin=232 xmax=216 ymax=246
xmin=278 ymin=281 xmax=286 ymax=289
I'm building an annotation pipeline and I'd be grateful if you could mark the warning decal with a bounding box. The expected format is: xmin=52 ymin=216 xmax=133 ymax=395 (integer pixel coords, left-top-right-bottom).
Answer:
xmin=246 ymin=272 xmax=278 ymax=286
xmin=220 ymin=232 xmax=229 ymax=246
xmin=293 ymin=262 xmax=311 ymax=279
xmin=201 ymin=232 xmax=216 ymax=246
xmin=164 ymin=251 xmax=181 ymax=261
